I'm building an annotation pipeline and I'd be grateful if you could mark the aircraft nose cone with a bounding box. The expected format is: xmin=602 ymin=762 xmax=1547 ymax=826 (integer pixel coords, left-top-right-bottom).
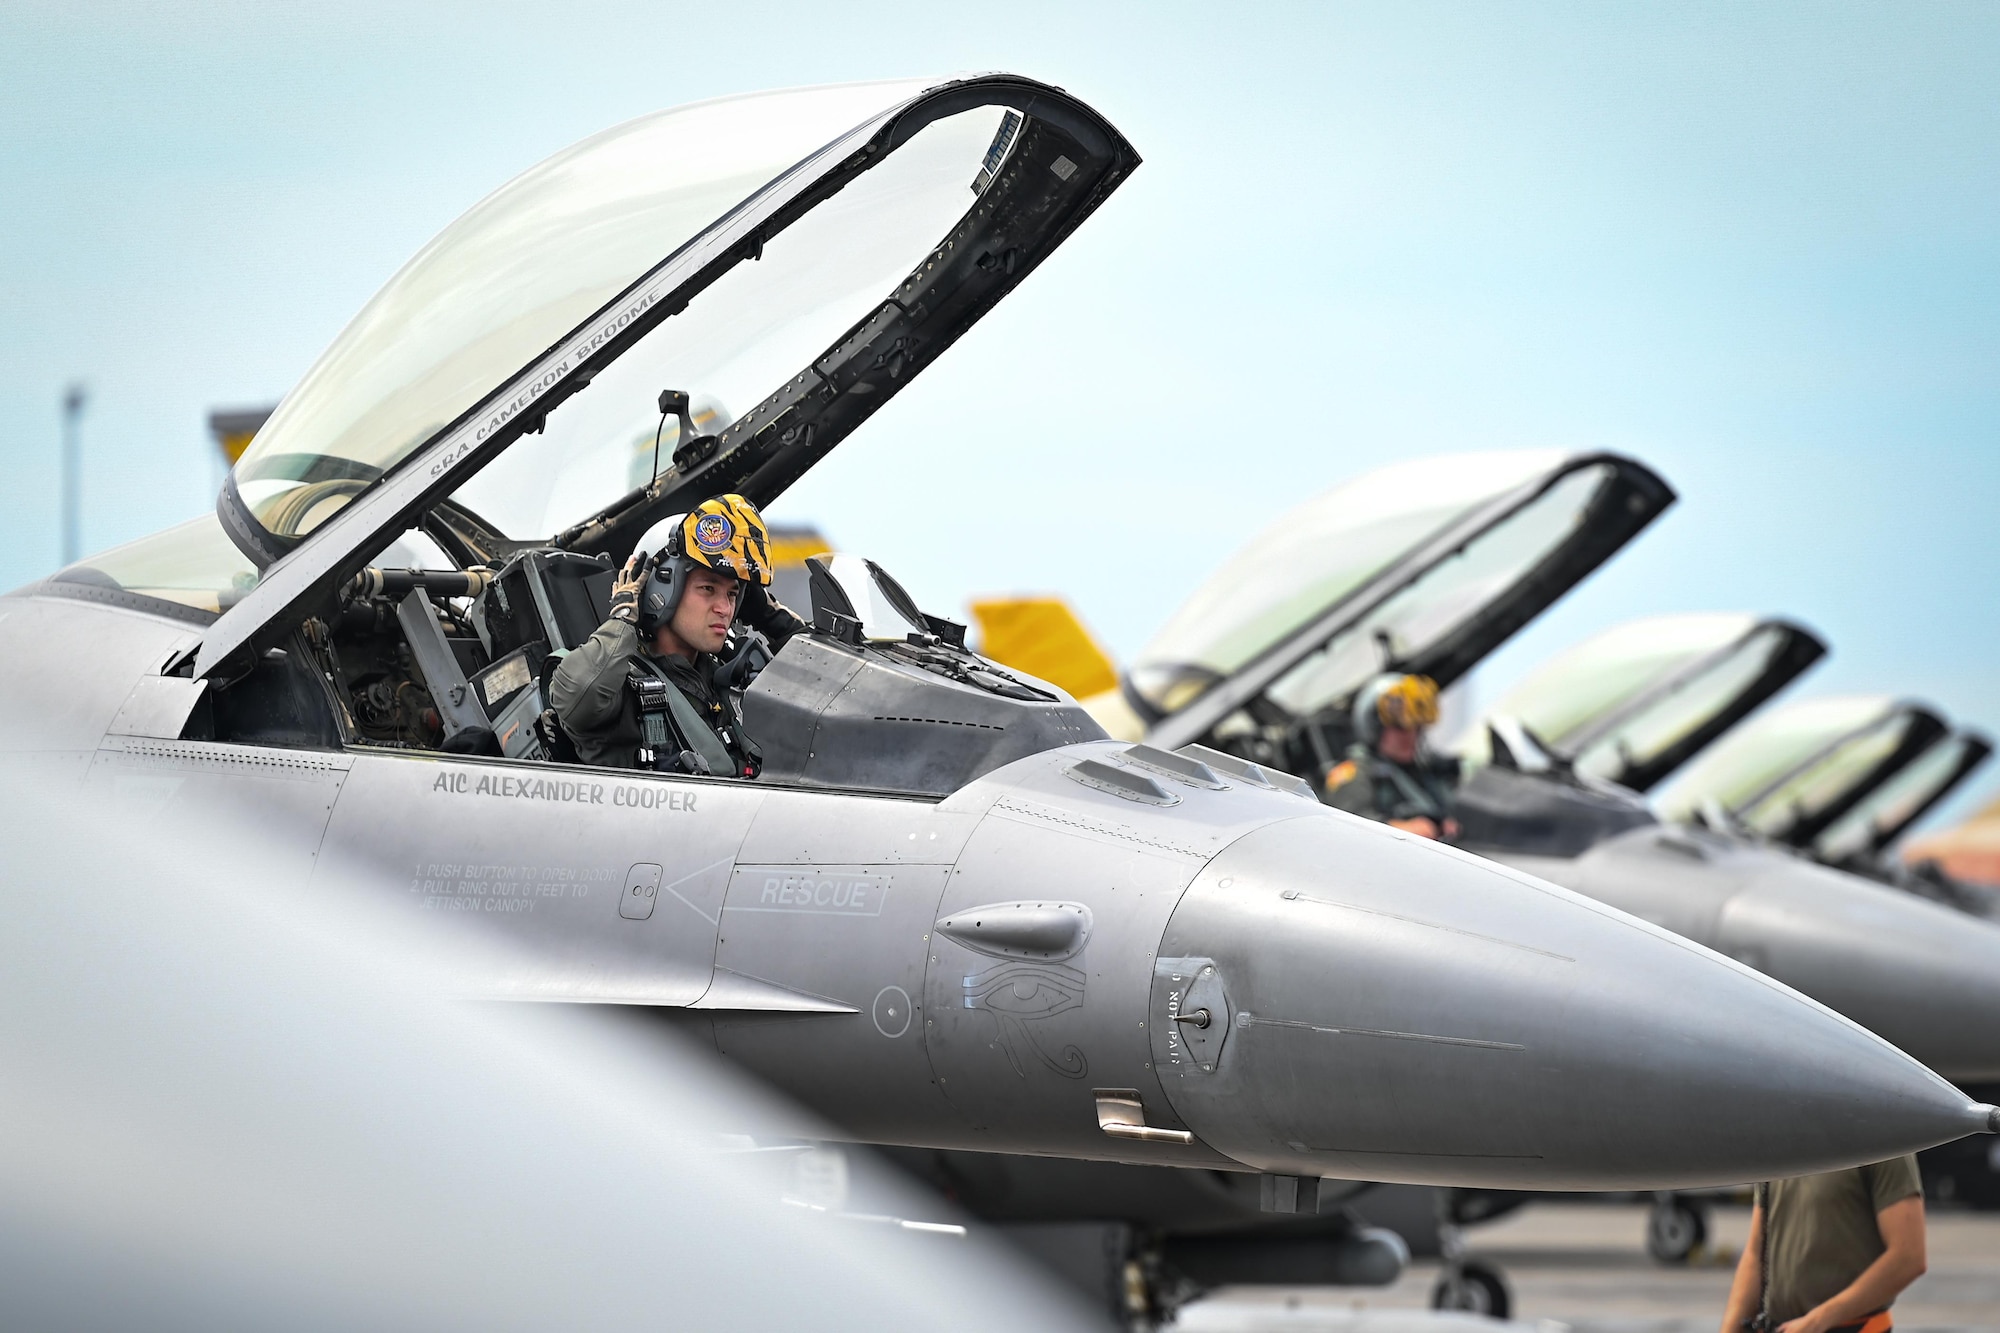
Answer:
xmin=1150 ymin=815 xmax=1989 ymax=1190
xmin=1718 ymin=859 xmax=2000 ymax=1084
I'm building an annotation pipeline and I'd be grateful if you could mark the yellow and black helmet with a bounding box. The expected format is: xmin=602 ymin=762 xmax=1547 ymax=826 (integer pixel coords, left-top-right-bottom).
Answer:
xmin=1352 ymin=673 xmax=1441 ymax=745
xmin=1377 ymin=674 xmax=1440 ymax=730
xmin=634 ymin=495 xmax=774 ymax=635
xmin=677 ymin=494 xmax=774 ymax=586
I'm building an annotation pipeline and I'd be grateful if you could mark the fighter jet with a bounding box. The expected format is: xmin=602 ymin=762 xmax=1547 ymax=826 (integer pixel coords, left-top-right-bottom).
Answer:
xmin=5 ymin=78 xmax=1987 ymax=1289
xmin=1054 ymin=450 xmax=2000 ymax=1087
xmin=1467 ymin=619 xmax=1995 ymax=907
xmin=970 ymin=453 xmax=2000 ymax=1290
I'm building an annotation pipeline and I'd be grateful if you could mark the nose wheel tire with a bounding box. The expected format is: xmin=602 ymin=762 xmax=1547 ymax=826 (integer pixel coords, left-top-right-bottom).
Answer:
xmin=1646 ymin=1195 xmax=1709 ymax=1265
xmin=1430 ymin=1258 xmax=1511 ymax=1319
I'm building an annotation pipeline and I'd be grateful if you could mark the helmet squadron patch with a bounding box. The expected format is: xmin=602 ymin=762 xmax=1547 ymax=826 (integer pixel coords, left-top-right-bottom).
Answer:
xmin=692 ymin=512 xmax=734 ymax=554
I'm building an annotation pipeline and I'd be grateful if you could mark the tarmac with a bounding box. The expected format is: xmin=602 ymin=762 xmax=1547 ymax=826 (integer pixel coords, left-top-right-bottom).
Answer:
xmin=1182 ymin=1201 xmax=2000 ymax=1333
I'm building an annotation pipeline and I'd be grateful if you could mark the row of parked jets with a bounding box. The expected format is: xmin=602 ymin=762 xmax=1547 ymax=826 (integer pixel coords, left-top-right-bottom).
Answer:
xmin=12 ymin=73 xmax=1998 ymax=1328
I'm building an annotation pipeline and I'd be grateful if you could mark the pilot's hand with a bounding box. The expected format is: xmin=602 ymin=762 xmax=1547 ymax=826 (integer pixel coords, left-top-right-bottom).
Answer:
xmin=1388 ymin=816 xmax=1441 ymax=840
xmin=736 ymin=579 xmax=807 ymax=649
xmin=609 ymin=551 xmax=648 ymax=625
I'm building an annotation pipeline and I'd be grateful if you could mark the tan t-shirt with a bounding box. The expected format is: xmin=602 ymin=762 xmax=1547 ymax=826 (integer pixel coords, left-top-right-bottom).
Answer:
xmin=1762 ymin=1156 xmax=1922 ymax=1325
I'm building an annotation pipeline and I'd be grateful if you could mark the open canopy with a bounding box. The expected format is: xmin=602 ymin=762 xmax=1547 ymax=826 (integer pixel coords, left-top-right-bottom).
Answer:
xmin=1654 ymin=694 xmax=1950 ymax=845
xmin=1812 ymin=729 xmax=1994 ymax=863
xmin=224 ymin=80 xmax=942 ymax=559
xmin=161 ymin=75 xmax=1134 ymax=678
xmin=1137 ymin=450 xmax=1675 ymax=753
xmin=1464 ymin=612 xmax=1826 ymax=792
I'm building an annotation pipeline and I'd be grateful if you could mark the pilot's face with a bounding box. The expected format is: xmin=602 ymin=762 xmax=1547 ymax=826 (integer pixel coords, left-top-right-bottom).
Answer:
xmin=670 ymin=567 xmax=743 ymax=655
xmin=1378 ymin=724 xmax=1421 ymax=764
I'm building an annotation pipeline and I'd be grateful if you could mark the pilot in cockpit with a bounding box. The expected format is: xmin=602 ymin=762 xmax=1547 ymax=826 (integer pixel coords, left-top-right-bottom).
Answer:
xmin=550 ymin=494 xmax=805 ymax=776
xmin=1322 ymin=673 xmax=1462 ymax=841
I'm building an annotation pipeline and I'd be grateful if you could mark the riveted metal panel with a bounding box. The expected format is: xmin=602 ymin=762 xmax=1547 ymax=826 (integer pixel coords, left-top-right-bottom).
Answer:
xmin=315 ymin=752 xmax=761 ymax=1004
xmin=89 ymin=735 xmax=351 ymax=886
xmin=0 ymin=598 xmax=199 ymax=753
xmin=915 ymin=742 xmax=1305 ymax=1164
xmin=710 ymin=857 xmax=959 ymax=1141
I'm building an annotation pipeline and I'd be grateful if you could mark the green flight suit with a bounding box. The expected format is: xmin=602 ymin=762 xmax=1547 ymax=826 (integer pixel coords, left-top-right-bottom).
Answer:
xmin=549 ymin=586 xmax=803 ymax=774
xmin=1320 ymin=742 xmax=1459 ymax=825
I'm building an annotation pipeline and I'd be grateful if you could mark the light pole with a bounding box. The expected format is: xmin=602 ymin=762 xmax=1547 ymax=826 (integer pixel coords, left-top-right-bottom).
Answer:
xmin=60 ymin=382 xmax=88 ymax=567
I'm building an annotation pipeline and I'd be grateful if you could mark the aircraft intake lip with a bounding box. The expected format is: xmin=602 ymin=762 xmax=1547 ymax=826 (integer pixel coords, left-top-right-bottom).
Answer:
xmin=1717 ymin=858 xmax=2000 ymax=1084
xmin=1148 ymin=814 xmax=1984 ymax=1192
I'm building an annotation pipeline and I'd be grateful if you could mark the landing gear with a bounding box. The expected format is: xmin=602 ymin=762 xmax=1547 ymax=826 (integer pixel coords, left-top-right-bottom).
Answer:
xmin=1646 ymin=1192 xmax=1709 ymax=1265
xmin=1430 ymin=1257 xmax=1512 ymax=1318
xmin=1429 ymin=1190 xmax=1513 ymax=1319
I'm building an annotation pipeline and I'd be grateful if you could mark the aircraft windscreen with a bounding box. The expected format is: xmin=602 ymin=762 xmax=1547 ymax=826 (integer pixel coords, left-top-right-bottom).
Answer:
xmin=1467 ymin=613 xmax=1759 ymax=762
xmin=47 ymin=513 xmax=261 ymax=617
xmin=228 ymin=79 xmax=936 ymax=545
xmin=1128 ymin=450 xmax=1569 ymax=716
xmin=453 ymin=102 xmax=1012 ymax=539
xmin=1570 ymin=626 xmax=1791 ymax=784
xmin=1654 ymin=695 xmax=1899 ymax=826
xmin=1813 ymin=734 xmax=1986 ymax=862
xmin=1258 ymin=462 xmax=1615 ymax=719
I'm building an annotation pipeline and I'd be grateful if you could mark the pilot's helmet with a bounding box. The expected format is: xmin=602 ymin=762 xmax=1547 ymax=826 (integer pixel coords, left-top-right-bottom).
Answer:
xmin=635 ymin=494 xmax=774 ymax=634
xmin=677 ymin=494 xmax=774 ymax=587
xmin=1351 ymin=673 xmax=1441 ymax=748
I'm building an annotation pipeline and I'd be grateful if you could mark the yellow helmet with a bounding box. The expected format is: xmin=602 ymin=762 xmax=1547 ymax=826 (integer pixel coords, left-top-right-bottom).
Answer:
xmin=679 ymin=494 xmax=773 ymax=587
xmin=1377 ymin=674 xmax=1440 ymax=730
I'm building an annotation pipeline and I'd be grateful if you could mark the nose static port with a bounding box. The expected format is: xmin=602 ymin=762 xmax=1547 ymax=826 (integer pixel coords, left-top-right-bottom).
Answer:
xmin=1720 ymin=859 xmax=2000 ymax=1084
xmin=1149 ymin=815 xmax=1992 ymax=1191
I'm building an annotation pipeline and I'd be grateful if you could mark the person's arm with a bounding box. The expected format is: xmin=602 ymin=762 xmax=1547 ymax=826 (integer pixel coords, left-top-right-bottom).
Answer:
xmin=1775 ymin=1196 xmax=1926 ymax=1333
xmin=551 ymin=552 xmax=647 ymax=731
xmin=1721 ymin=1199 xmax=1767 ymax=1333
xmin=550 ymin=618 xmax=640 ymax=732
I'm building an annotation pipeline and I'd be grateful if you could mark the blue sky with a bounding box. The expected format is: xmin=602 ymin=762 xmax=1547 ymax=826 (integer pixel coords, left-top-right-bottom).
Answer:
xmin=6 ymin=1 xmax=1999 ymax=828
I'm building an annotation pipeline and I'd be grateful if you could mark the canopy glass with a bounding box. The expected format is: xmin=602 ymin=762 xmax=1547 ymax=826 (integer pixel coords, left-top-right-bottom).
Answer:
xmin=1465 ymin=614 xmax=1819 ymax=790
xmin=48 ymin=514 xmax=259 ymax=617
xmin=454 ymin=101 xmax=1010 ymax=541
xmin=1655 ymin=695 xmax=1912 ymax=833
xmin=1264 ymin=463 xmax=1616 ymax=719
xmin=228 ymin=80 xmax=935 ymax=547
xmin=1128 ymin=450 xmax=1571 ymax=717
xmin=1814 ymin=732 xmax=1992 ymax=862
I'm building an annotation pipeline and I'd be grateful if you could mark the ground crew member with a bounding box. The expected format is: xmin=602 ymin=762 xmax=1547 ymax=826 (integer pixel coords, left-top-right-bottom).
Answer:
xmin=1721 ymin=1157 xmax=1927 ymax=1333
xmin=1321 ymin=673 xmax=1460 ymax=841
xmin=551 ymin=494 xmax=804 ymax=775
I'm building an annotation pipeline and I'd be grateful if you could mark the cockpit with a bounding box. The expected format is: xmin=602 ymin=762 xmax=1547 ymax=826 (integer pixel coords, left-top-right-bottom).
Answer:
xmin=1121 ymin=450 xmax=1676 ymax=774
xmin=36 ymin=77 xmax=1138 ymax=798
xmin=52 ymin=501 xmax=1103 ymax=796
